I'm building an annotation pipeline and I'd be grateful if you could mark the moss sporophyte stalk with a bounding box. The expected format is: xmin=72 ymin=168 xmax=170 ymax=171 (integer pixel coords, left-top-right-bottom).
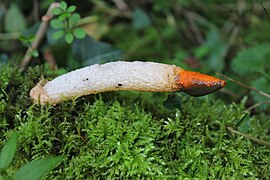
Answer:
xmin=30 ymin=61 xmax=225 ymax=105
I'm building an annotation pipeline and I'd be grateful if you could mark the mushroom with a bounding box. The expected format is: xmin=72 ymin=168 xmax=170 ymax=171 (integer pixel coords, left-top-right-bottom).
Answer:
xmin=30 ymin=61 xmax=226 ymax=105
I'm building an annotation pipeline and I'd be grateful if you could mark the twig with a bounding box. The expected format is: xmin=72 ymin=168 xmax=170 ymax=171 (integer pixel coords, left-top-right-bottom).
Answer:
xmin=20 ymin=2 xmax=60 ymax=69
xmin=219 ymin=88 xmax=239 ymax=99
xmin=76 ymin=127 xmax=88 ymax=144
xmin=227 ymin=126 xmax=270 ymax=147
xmin=217 ymin=73 xmax=270 ymax=99
xmin=79 ymin=135 xmax=88 ymax=144
xmin=260 ymin=0 xmax=270 ymax=21
xmin=247 ymin=100 xmax=270 ymax=111
xmin=43 ymin=48 xmax=56 ymax=70
xmin=227 ymin=26 xmax=239 ymax=50
xmin=184 ymin=11 xmax=204 ymax=44
xmin=112 ymin=0 xmax=130 ymax=11
xmin=94 ymin=1 xmax=131 ymax=18
xmin=76 ymin=16 xmax=99 ymax=26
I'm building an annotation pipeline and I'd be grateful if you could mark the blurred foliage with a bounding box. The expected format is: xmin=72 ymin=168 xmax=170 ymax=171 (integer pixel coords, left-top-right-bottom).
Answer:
xmin=231 ymin=44 xmax=270 ymax=109
xmin=0 ymin=0 xmax=270 ymax=178
xmin=4 ymin=4 xmax=26 ymax=33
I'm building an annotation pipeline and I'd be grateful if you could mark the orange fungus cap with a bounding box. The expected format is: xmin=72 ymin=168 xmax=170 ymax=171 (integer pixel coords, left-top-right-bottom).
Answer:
xmin=176 ymin=69 xmax=226 ymax=96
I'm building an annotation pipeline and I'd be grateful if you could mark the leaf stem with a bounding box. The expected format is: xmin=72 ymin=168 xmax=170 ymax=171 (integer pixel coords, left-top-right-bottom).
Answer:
xmin=65 ymin=16 xmax=70 ymax=30
xmin=20 ymin=2 xmax=60 ymax=70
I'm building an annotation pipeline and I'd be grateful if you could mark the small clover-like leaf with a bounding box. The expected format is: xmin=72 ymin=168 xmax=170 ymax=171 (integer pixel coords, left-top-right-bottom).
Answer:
xmin=50 ymin=19 xmax=64 ymax=29
xmin=73 ymin=28 xmax=86 ymax=39
xmin=53 ymin=30 xmax=65 ymax=39
xmin=19 ymin=35 xmax=35 ymax=43
xmin=65 ymin=32 xmax=74 ymax=44
xmin=59 ymin=12 xmax=70 ymax=21
xmin=52 ymin=7 xmax=62 ymax=15
xmin=69 ymin=13 xmax=80 ymax=27
xmin=27 ymin=35 xmax=36 ymax=42
xmin=60 ymin=1 xmax=67 ymax=11
xmin=19 ymin=35 xmax=28 ymax=43
xmin=67 ymin=5 xmax=76 ymax=13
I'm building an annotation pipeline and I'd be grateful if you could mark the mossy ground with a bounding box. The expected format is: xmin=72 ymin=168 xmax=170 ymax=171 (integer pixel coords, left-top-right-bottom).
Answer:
xmin=0 ymin=65 xmax=269 ymax=179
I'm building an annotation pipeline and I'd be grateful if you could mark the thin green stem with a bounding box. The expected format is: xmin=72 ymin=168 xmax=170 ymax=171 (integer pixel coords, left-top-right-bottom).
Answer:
xmin=65 ymin=14 xmax=70 ymax=30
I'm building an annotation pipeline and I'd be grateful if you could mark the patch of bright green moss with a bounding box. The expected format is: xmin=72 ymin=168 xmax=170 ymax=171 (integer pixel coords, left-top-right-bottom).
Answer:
xmin=0 ymin=65 xmax=269 ymax=178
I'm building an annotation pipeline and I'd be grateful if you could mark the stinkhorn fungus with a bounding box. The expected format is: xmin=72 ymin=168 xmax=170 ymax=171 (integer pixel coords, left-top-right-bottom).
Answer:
xmin=30 ymin=61 xmax=226 ymax=105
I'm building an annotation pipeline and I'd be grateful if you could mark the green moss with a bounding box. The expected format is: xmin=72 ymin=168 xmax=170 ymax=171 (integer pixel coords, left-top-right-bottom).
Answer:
xmin=0 ymin=65 xmax=269 ymax=178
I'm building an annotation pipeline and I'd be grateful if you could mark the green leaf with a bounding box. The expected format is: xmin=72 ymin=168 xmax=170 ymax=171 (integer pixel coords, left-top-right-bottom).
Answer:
xmin=72 ymin=36 xmax=122 ymax=66
xmin=19 ymin=35 xmax=35 ymax=43
xmin=20 ymin=22 xmax=40 ymax=41
xmin=52 ymin=30 xmax=65 ymax=39
xmin=46 ymin=28 xmax=65 ymax=45
xmin=13 ymin=156 xmax=62 ymax=180
xmin=31 ymin=50 xmax=39 ymax=57
xmin=65 ymin=32 xmax=74 ymax=44
xmin=60 ymin=1 xmax=67 ymax=11
xmin=0 ymin=54 xmax=8 ymax=67
xmin=68 ymin=13 xmax=80 ymax=27
xmin=237 ymin=114 xmax=251 ymax=133
xmin=4 ymin=4 xmax=26 ymax=32
xmin=52 ymin=7 xmax=62 ymax=15
xmin=194 ymin=45 xmax=209 ymax=59
xmin=50 ymin=19 xmax=64 ymax=29
xmin=67 ymin=5 xmax=76 ymax=13
xmin=59 ymin=12 xmax=71 ymax=21
xmin=199 ymin=28 xmax=226 ymax=72
xmin=18 ymin=35 xmax=28 ymax=42
xmin=27 ymin=35 xmax=35 ymax=42
xmin=132 ymin=7 xmax=151 ymax=30
xmin=231 ymin=44 xmax=270 ymax=75
xmin=251 ymin=77 xmax=270 ymax=110
xmin=0 ymin=132 xmax=18 ymax=169
xmin=163 ymin=93 xmax=182 ymax=110
xmin=73 ymin=28 xmax=86 ymax=39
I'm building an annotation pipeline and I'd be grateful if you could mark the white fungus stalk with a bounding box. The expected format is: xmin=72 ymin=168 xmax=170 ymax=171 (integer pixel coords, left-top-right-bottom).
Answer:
xmin=30 ymin=61 xmax=226 ymax=105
